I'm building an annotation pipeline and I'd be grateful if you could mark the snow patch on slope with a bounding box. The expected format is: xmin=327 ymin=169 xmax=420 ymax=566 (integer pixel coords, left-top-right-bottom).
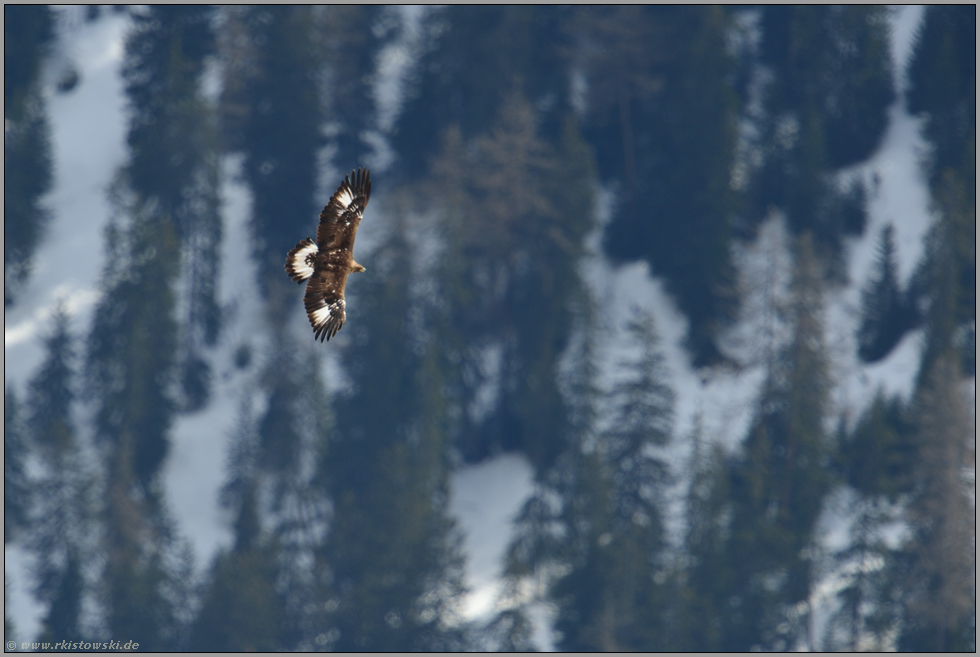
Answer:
xmin=4 ymin=11 xmax=130 ymax=387
xmin=449 ymin=454 xmax=535 ymax=618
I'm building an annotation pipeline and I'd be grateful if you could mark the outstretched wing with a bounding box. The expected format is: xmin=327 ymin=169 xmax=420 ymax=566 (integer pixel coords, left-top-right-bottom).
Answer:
xmin=304 ymin=266 xmax=348 ymax=342
xmin=285 ymin=237 xmax=318 ymax=283
xmin=316 ymin=167 xmax=371 ymax=253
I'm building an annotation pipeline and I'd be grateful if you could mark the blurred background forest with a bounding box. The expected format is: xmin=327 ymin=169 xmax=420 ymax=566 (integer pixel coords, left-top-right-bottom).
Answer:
xmin=4 ymin=5 xmax=975 ymax=652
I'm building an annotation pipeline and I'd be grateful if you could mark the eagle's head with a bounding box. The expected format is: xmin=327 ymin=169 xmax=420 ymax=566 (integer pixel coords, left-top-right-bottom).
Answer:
xmin=350 ymin=261 xmax=366 ymax=273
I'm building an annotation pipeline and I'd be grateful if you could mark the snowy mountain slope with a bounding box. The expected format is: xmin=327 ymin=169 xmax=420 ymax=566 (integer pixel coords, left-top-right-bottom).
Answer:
xmin=5 ymin=12 xmax=132 ymax=643
xmin=4 ymin=5 xmax=938 ymax=649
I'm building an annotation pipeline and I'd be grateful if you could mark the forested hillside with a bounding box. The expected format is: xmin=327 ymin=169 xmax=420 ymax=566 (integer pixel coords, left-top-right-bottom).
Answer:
xmin=5 ymin=5 xmax=974 ymax=651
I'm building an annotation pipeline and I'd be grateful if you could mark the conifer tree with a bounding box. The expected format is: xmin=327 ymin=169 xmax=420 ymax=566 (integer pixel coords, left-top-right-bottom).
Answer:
xmin=318 ymin=213 xmax=466 ymax=652
xmin=88 ymin=196 xmax=180 ymax=499
xmin=585 ymin=6 xmax=741 ymax=365
xmin=499 ymin=308 xmax=675 ymax=651
xmin=214 ymin=8 xmax=389 ymax=646
xmin=428 ymin=93 xmax=596 ymax=469
xmin=121 ymin=5 xmax=223 ymax=410
xmin=392 ymin=6 xmax=573 ymax=180
xmin=233 ymin=6 xmax=325 ymax=292
xmin=317 ymin=5 xmax=395 ymax=167
xmin=752 ymin=6 xmax=890 ymax=268
xmin=27 ymin=306 xmax=76 ymax=455
xmin=4 ymin=388 xmax=30 ymax=643
xmin=190 ymin=332 xmax=332 ymax=651
xmin=4 ymin=5 xmax=54 ymax=305
xmin=192 ymin=405 xmax=284 ymax=651
xmin=906 ymin=5 xmax=976 ymax=189
xmin=4 ymin=388 xmax=30 ymax=542
xmin=85 ymin=8 xmax=223 ymax=646
xmin=257 ymin=340 xmax=334 ymax=650
xmin=674 ymin=419 xmax=730 ymax=651
xmin=896 ymin=354 xmax=974 ymax=651
xmin=696 ymin=234 xmax=834 ymax=650
xmin=822 ymin=495 xmax=902 ymax=651
xmin=760 ymin=6 xmax=894 ymax=169
xmin=4 ymin=5 xmax=54 ymax=120
xmin=842 ymin=390 xmax=915 ymax=499
xmin=26 ymin=307 xmax=96 ymax=644
xmin=913 ymin=172 xmax=975 ymax=379
xmin=857 ymin=225 xmax=911 ymax=363
xmin=556 ymin=309 xmax=675 ymax=651
xmin=90 ymin=1 xmax=219 ymax=486
xmin=191 ymin=524 xmax=282 ymax=651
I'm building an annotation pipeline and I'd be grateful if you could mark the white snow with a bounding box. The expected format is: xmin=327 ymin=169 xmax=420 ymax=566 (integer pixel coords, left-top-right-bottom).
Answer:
xmin=448 ymin=454 xmax=535 ymax=620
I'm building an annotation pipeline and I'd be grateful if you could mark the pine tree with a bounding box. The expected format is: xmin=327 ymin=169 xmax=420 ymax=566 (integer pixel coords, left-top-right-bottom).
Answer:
xmin=256 ymin=340 xmax=334 ymax=650
xmin=121 ymin=5 xmax=223 ymax=411
xmin=214 ymin=7 xmax=378 ymax=641
xmin=26 ymin=307 xmax=96 ymax=644
xmin=896 ymin=354 xmax=974 ymax=651
xmin=84 ymin=8 xmax=223 ymax=645
xmin=27 ymin=306 xmax=76 ymax=454
xmin=232 ymin=6 xmax=326 ymax=292
xmin=4 ymin=5 xmax=54 ymax=305
xmin=821 ymin=495 xmax=903 ymax=651
xmin=857 ymin=225 xmax=911 ymax=363
xmin=759 ymin=6 xmax=894 ymax=169
xmin=192 ymin=535 xmax=282 ymax=651
xmin=696 ymin=234 xmax=834 ymax=650
xmin=4 ymin=388 xmax=31 ymax=542
xmin=906 ymin=5 xmax=976 ymax=189
xmin=87 ymin=206 xmax=180 ymax=496
xmin=90 ymin=1 xmax=221 ymax=484
xmin=913 ymin=172 xmax=976 ymax=379
xmin=752 ymin=6 xmax=890 ymax=269
xmin=392 ymin=6 xmax=573 ymax=181
xmin=318 ymin=213 xmax=467 ymax=652
xmin=498 ymin=308 xmax=676 ymax=651
xmin=317 ymin=5 xmax=395 ymax=167
xmin=427 ymin=93 xmax=596 ymax=469
xmin=4 ymin=5 xmax=54 ymax=121
xmin=4 ymin=585 xmax=16 ymax=647
xmin=559 ymin=309 xmax=675 ymax=651
xmin=192 ymin=405 xmax=284 ymax=651
xmin=674 ymin=419 xmax=730 ymax=651
xmin=842 ymin=389 xmax=915 ymax=499
xmin=590 ymin=6 xmax=740 ymax=365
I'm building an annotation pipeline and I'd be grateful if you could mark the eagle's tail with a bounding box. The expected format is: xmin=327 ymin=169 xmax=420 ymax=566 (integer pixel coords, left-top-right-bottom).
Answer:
xmin=285 ymin=237 xmax=318 ymax=283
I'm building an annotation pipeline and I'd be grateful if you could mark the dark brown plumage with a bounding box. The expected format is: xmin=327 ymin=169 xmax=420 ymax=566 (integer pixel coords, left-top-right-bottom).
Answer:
xmin=285 ymin=168 xmax=371 ymax=341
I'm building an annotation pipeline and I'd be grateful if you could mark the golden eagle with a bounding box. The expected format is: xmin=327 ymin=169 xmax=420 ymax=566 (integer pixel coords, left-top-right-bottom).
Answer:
xmin=285 ymin=168 xmax=371 ymax=341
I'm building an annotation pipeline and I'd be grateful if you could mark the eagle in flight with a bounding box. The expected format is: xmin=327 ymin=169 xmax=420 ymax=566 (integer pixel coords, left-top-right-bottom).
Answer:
xmin=285 ymin=168 xmax=371 ymax=341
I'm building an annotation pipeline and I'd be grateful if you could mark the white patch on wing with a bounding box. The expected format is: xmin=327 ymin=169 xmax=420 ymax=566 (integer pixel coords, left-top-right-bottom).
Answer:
xmin=312 ymin=305 xmax=333 ymax=325
xmin=335 ymin=187 xmax=354 ymax=209
xmin=312 ymin=299 xmax=344 ymax=327
xmin=290 ymin=242 xmax=317 ymax=280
